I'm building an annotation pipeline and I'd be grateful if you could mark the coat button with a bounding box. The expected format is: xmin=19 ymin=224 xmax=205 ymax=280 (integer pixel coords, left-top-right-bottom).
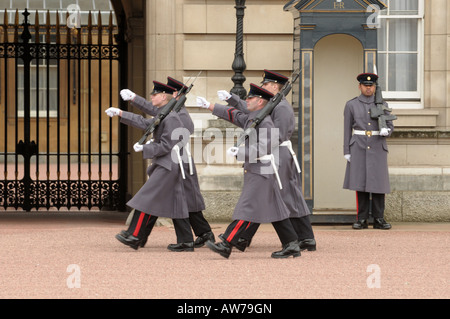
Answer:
xmin=367 ymin=146 xmax=371 ymax=149
xmin=244 ymin=170 xmax=247 ymax=173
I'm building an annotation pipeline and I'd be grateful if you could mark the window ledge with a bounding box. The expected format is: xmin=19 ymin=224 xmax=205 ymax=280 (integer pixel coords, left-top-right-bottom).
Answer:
xmin=393 ymin=109 xmax=439 ymax=128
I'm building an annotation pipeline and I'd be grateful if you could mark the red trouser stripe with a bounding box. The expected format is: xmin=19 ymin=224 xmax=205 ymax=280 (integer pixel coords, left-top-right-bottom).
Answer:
xmin=355 ymin=192 xmax=359 ymax=219
xmin=133 ymin=212 xmax=145 ymax=237
xmin=227 ymin=220 xmax=244 ymax=242
xmin=145 ymin=215 xmax=152 ymax=226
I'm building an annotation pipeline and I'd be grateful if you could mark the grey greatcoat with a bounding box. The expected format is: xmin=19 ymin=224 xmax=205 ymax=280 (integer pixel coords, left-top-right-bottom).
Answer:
xmin=120 ymin=110 xmax=189 ymax=219
xmin=343 ymin=94 xmax=394 ymax=194
xmin=213 ymin=104 xmax=291 ymax=223
xmin=131 ymin=95 xmax=206 ymax=212
xmin=227 ymin=94 xmax=310 ymax=218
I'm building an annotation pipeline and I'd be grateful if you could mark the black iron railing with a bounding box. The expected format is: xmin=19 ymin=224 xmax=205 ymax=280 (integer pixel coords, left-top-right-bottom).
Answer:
xmin=0 ymin=9 xmax=127 ymax=211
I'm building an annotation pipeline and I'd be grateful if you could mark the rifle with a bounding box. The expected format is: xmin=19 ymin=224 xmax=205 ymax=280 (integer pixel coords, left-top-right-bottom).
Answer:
xmin=370 ymin=82 xmax=397 ymax=131
xmin=137 ymin=72 xmax=201 ymax=145
xmin=234 ymin=69 xmax=301 ymax=148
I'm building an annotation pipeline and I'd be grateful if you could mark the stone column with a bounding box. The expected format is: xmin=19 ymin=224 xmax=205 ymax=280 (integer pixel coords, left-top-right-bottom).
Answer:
xmin=146 ymin=0 xmax=178 ymax=94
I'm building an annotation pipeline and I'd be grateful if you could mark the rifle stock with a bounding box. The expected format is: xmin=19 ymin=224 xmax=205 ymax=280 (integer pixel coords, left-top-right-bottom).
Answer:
xmin=138 ymin=96 xmax=178 ymax=144
xmin=173 ymin=95 xmax=187 ymax=113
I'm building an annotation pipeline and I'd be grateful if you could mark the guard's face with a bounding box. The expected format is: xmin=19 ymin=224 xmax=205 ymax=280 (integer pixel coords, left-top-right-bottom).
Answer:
xmin=261 ymin=82 xmax=277 ymax=95
xmin=359 ymin=83 xmax=376 ymax=97
xmin=246 ymin=96 xmax=262 ymax=112
xmin=151 ymin=93 xmax=166 ymax=107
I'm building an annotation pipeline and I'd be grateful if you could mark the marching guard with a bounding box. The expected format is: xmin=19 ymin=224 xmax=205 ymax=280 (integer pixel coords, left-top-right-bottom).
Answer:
xmin=119 ymin=77 xmax=215 ymax=248
xmin=105 ymin=81 xmax=194 ymax=251
xmin=216 ymin=70 xmax=316 ymax=252
xmin=196 ymin=84 xmax=301 ymax=259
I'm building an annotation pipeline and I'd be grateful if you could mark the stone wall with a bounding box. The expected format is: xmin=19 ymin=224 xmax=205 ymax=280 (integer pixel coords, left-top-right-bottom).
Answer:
xmin=386 ymin=169 xmax=450 ymax=222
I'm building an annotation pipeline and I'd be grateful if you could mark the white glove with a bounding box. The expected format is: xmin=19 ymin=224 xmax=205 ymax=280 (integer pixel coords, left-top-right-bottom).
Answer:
xmin=226 ymin=146 xmax=239 ymax=157
xmin=380 ymin=128 xmax=391 ymax=136
xmin=344 ymin=154 xmax=351 ymax=162
xmin=105 ymin=107 xmax=121 ymax=117
xmin=196 ymin=96 xmax=210 ymax=109
xmin=120 ymin=89 xmax=136 ymax=101
xmin=217 ymin=90 xmax=232 ymax=101
xmin=133 ymin=142 xmax=143 ymax=152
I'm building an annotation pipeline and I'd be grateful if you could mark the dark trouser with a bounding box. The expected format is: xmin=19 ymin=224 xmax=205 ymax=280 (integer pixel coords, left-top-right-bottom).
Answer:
xmin=223 ymin=219 xmax=297 ymax=247
xmin=127 ymin=211 xmax=193 ymax=243
xmin=239 ymin=215 xmax=315 ymax=242
xmin=356 ymin=192 xmax=385 ymax=220
xmin=290 ymin=216 xmax=315 ymax=240
xmin=189 ymin=211 xmax=212 ymax=236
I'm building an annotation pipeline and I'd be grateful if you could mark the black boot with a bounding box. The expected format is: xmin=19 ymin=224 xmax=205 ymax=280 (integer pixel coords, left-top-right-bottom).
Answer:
xmin=352 ymin=219 xmax=368 ymax=229
xmin=373 ymin=218 xmax=391 ymax=230
xmin=194 ymin=231 xmax=215 ymax=248
xmin=299 ymin=238 xmax=316 ymax=251
xmin=206 ymin=239 xmax=232 ymax=259
xmin=118 ymin=230 xmax=129 ymax=237
xmin=271 ymin=241 xmax=301 ymax=259
xmin=119 ymin=230 xmax=147 ymax=247
xmin=167 ymin=242 xmax=195 ymax=252
xmin=115 ymin=233 xmax=142 ymax=250
xmin=218 ymin=233 xmax=249 ymax=252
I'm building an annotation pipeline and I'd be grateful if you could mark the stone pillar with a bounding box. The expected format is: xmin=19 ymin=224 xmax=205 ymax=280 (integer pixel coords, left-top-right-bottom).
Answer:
xmin=146 ymin=0 xmax=178 ymax=94
xmin=123 ymin=0 xmax=147 ymax=198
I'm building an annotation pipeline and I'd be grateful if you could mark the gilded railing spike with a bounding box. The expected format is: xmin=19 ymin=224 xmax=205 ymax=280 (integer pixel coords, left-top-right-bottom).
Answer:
xmin=13 ymin=9 xmax=18 ymax=42
xmin=3 ymin=8 xmax=8 ymax=43
xmin=34 ymin=10 xmax=39 ymax=43
xmin=77 ymin=23 xmax=81 ymax=44
xmin=108 ymin=11 xmax=113 ymax=45
xmin=98 ymin=11 xmax=102 ymax=45
xmin=46 ymin=10 xmax=50 ymax=44
xmin=66 ymin=11 xmax=71 ymax=44
xmin=87 ymin=11 xmax=92 ymax=44
xmin=55 ymin=10 xmax=60 ymax=44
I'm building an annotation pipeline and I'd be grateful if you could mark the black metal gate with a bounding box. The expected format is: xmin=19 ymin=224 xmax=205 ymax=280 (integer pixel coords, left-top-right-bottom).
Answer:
xmin=0 ymin=9 xmax=127 ymax=211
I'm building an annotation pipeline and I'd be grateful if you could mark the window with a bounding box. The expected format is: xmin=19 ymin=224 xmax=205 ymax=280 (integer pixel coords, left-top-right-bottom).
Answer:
xmin=17 ymin=60 xmax=59 ymax=118
xmin=377 ymin=0 xmax=424 ymax=107
xmin=0 ymin=0 xmax=116 ymax=117
xmin=15 ymin=33 xmax=58 ymax=117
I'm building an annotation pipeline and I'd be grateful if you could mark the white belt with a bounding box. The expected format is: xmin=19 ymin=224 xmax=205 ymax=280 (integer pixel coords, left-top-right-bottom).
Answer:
xmin=280 ymin=140 xmax=301 ymax=173
xmin=257 ymin=154 xmax=282 ymax=190
xmin=353 ymin=130 xmax=380 ymax=137
xmin=172 ymin=145 xmax=185 ymax=180
xmin=185 ymin=142 xmax=194 ymax=176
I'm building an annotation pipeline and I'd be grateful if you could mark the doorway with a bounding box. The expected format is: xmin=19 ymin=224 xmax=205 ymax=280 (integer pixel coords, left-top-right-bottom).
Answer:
xmin=313 ymin=34 xmax=363 ymax=213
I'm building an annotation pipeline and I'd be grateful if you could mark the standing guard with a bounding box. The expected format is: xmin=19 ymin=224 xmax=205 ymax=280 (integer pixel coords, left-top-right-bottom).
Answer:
xmin=343 ymin=73 xmax=394 ymax=230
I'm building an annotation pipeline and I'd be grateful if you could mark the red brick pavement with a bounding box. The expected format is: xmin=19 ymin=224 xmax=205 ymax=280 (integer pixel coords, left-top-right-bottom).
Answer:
xmin=0 ymin=211 xmax=448 ymax=301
